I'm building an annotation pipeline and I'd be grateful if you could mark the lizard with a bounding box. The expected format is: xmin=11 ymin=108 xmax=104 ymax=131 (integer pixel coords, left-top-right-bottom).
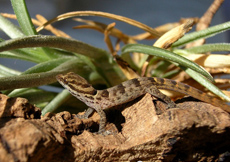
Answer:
xmin=56 ymin=72 xmax=230 ymax=133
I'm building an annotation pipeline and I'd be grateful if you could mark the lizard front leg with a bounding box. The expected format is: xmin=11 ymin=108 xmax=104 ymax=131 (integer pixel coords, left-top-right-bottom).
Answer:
xmin=92 ymin=106 xmax=107 ymax=133
xmin=144 ymin=85 xmax=176 ymax=109
xmin=77 ymin=106 xmax=107 ymax=133
xmin=76 ymin=107 xmax=95 ymax=119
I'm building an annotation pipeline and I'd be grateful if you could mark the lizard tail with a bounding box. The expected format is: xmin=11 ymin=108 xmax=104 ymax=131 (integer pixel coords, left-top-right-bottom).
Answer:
xmin=154 ymin=77 xmax=230 ymax=113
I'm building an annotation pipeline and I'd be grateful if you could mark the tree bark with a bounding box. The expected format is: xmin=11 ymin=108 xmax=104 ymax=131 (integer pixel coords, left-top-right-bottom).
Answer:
xmin=0 ymin=93 xmax=230 ymax=162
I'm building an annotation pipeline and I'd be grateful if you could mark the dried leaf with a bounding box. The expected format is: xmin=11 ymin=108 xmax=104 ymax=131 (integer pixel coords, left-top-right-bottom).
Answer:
xmin=131 ymin=17 xmax=198 ymax=40
xmin=73 ymin=18 xmax=132 ymax=43
xmin=186 ymin=54 xmax=230 ymax=68
xmin=36 ymin=15 xmax=71 ymax=38
xmin=153 ymin=19 xmax=194 ymax=49
xmin=36 ymin=11 xmax=161 ymax=37
xmin=186 ymin=0 xmax=224 ymax=47
xmin=1 ymin=13 xmax=71 ymax=38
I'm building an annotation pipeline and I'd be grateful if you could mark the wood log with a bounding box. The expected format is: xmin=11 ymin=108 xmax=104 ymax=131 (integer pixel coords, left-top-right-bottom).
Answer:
xmin=0 ymin=93 xmax=230 ymax=161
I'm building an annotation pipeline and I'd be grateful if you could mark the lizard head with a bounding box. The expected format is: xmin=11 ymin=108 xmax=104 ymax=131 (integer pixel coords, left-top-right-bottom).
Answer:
xmin=56 ymin=72 xmax=97 ymax=96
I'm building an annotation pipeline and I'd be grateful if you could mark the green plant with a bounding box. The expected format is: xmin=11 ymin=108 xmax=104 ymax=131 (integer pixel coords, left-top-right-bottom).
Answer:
xmin=0 ymin=0 xmax=229 ymax=115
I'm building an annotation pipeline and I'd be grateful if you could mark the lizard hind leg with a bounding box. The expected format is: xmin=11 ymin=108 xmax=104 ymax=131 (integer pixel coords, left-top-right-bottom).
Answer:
xmin=144 ymin=86 xmax=176 ymax=109
xmin=77 ymin=107 xmax=110 ymax=134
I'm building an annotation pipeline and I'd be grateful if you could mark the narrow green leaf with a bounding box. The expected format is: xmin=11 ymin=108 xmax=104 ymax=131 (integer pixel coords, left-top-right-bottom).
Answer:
xmin=151 ymin=61 xmax=171 ymax=77
xmin=11 ymin=0 xmax=37 ymax=35
xmin=0 ymin=14 xmax=24 ymax=38
xmin=0 ymin=71 xmax=57 ymax=90
xmin=8 ymin=88 xmax=32 ymax=97
xmin=41 ymin=89 xmax=71 ymax=116
xmin=0 ymin=58 xmax=87 ymax=90
xmin=184 ymin=43 xmax=230 ymax=53
xmin=11 ymin=0 xmax=60 ymax=59
xmin=0 ymin=49 xmax=48 ymax=62
xmin=0 ymin=38 xmax=51 ymax=62
xmin=181 ymin=67 xmax=230 ymax=102
xmin=0 ymin=51 xmax=33 ymax=62
xmin=161 ymin=69 xmax=181 ymax=78
xmin=0 ymin=35 xmax=126 ymax=85
xmin=0 ymin=64 xmax=21 ymax=76
xmin=0 ymin=37 xmax=63 ymax=62
xmin=122 ymin=44 xmax=214 ymax=82
xmin=172 ymin=21 xmax=230 ymax=48
xmin=23 ymin=57 xmax=73 ymax=74
xmin=121 ymin=52 xmax=139 ymax=70
xmin=8 ymin=88 xmax=56 ymax=105
xmin=0 ymin=35 xmax=108 ymax=59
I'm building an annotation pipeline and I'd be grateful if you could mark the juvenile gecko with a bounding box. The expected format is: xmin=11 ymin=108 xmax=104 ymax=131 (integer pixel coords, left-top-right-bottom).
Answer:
xmin=56 ymin=72 xmax=230 ymax=133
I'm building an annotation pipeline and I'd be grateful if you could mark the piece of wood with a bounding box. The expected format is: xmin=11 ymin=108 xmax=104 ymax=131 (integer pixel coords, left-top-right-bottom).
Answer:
xmin=0 ymin=93 xmax=230 ymax=161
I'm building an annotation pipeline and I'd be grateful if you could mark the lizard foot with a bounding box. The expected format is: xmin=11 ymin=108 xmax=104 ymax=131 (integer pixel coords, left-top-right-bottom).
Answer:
xmin=76 ymin=114 xmax=88 ymax=119
xmin=166 ymin=102 xmax=177 ymax=109
xmin=96 ymin=129 xmax=113 ymax=136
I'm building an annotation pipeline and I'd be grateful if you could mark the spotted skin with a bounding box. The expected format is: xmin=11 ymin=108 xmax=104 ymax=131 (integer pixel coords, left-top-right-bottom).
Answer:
xmin=56 ymin=72 xmax=230 ymax=133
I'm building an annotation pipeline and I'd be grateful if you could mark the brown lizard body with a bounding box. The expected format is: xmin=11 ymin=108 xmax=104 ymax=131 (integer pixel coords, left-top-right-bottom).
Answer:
xmin=56 ymin=72 xmax=230 ymax=133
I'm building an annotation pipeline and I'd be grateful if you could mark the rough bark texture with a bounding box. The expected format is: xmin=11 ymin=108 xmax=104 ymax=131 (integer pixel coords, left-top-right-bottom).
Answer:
xmin=0 ymin=93 xmax=230 ymax=162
